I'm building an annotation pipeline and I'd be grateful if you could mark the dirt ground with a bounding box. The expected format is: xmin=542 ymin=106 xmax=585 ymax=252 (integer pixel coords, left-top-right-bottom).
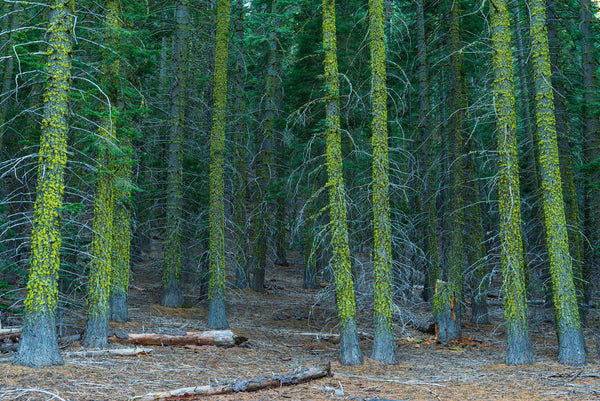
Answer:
xmin=2 ymin=251 xmax=600 ymax=401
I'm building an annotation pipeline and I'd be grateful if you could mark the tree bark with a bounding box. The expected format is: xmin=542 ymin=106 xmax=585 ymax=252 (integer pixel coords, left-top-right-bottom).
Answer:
xmin=140 ymin=365 xmax=330 ymax=401
xmin=108 ymin=330 xmax=247 ymax=347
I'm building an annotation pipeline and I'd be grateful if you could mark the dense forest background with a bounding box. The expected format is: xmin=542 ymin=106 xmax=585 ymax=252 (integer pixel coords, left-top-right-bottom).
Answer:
xmin=1 ymin=0 xmax=600 ymax=370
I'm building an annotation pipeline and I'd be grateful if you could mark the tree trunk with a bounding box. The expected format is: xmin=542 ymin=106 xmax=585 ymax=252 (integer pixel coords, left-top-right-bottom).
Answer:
xmin=108 ymin=330 xmax=246 ymax=347
xmin=368 ymin=0 xmax=396 ymax=365
xmin=322 ymin=0 xmax=363 ymax=366
xmin=14 ymin=0 xmax=76 ymax=368
xmin=208 ymin=0 xmax=232 ymax=329
xmin=162 ymin=0 xmax=190 ymax=308
xmin=530 ymin=0 xmax=585 ymax=366
xmin=490 ymin=0 xmax=534 ymax=365
xmin=434 ymin=0 xmax=464 ymax=343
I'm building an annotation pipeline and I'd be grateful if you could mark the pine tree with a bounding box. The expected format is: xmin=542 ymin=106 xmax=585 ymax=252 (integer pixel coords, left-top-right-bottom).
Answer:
xmin=208 ymin=0 xmax=232 ymax=329
xmin=530 ymin=0 xmax=585 ymax=366
xmin=368 ymin=0 xmax=396 ymax=365
xmin=322 ymin=0 xmax=363 ymax=366
xmin=162 ymin=0 xmax=190 ymax=308
xmin=490 ymin=0 xmax=534 ymax=365
xmin=14 ymin=0 xmax=76 ymax=367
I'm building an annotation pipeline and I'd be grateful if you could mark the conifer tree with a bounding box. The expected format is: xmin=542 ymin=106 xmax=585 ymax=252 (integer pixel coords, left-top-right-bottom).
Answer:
xmin=162 ymin=0 xmax=190 ymax=308
xmin=368 ymin=0 xmax=396 ymax=365
xmin=14 ymin=0 xmax=76 ymax=367
xmin=433 ymin=0 xmax=464 ymax=343
xmin=322 ymin=0 xmax=363 ymax=366
xmin=490 ymin=0 xmax=534 ymax=365
xmin=530 ymin=0 xmax=585 ymax=366
xmin=208 ymin=0 xmax=232 ymax=329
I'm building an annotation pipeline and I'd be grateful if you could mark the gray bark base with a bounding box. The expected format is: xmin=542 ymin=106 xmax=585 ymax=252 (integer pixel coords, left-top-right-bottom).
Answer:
xmin=251 ymin=268 xmax=265 ymax=292
xmin=558 ymin=326 xmax=586 ymax=366
xmin=303 ymin=267 xmax=318 ymax=289
xmin=83 ymin=315 xmax=109 ymax=348
xmin=506 ymin=327 xmax=534 ymax=365
xmin=435 ymin=309 xmax=461 ymax=344
xmin=208 ymin=297 xmax=228 ymax=329
xmin=339 ymin=320 xmax=363 ymax=366
xmin=161 ymin=285 xmax=183 ymax=308
xmin=14 ymin=312 xmax=63 ymax=368
xmin=371 ymin=325 xmax=397 ymax=364
xmin=110 ymin=291 xmax=129 ymax=322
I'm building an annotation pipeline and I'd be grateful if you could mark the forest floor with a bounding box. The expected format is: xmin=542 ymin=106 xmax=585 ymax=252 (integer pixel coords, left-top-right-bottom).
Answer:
xmin=2 ymin=250 xmax=600 ymax=400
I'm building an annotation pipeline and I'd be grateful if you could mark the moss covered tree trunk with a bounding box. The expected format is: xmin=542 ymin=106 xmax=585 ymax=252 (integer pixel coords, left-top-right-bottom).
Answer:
xmin=416 ymin=0 xmax=439 ymax=303
xmin=434 ymin=0 xmax=464 ymax=344
xmin=580 ymin=0 xmax=599 ymax=301
xmin=162 ymin=0 xmax=189 ymax=308
xmin=14 ymin=0 xmax=76 ymax=368
xmin=208 ymin=0 xmax=231 ymax=329
xmin=463 ymin=148 xmax=489 ymax=325
xmin=530 ymin=0 xmax=585 ymax=366
xmin=251 ymin=6 xmax=279 ymax=292
xmin=322 ymin=0 xmax=363 ymax=366
xmin=368 ymin=0 xmax=396 ymax=365
xmin=546 ymin=0 xmax=585 ymax=323
xmin=111 ymin=134 xmax=133 ymax=322
xmin=490 ymin=0 xmax=534 ymax=365
xmin=232 ymin=0 xmax=249 ymax=288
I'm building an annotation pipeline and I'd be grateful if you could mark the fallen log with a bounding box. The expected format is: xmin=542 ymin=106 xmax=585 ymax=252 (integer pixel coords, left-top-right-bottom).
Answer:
xmin=108 ymin=330 xmax=247 ymax=347
xmin=139 ymin=364 xmax=331 ymax=401
xmin=0 ymin=327 xmax=21 ymax=341
xmin=65 ymin=347 xmax=153 ymax=358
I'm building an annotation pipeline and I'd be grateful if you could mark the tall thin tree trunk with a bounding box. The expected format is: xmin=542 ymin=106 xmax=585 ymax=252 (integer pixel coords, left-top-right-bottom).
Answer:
xmin=232 ymin=0 xmax=249 ymax=288
xmin=530 ymin=0 xmax=585 ymax=366
xmin=490 ymin=0 xmax=534 ymax=365
xmin=434 ymin=0 xmax=464 ymax=343
xmin=162 ymin=0 xmax=190 ymax=308
xmin=14 ymin=0 xmax=76 ymax=367
xmin=208 ymin=0 xmax=232 ymax=329
xmin=369 ymin=0 xmax=396 ymax=365
xmin=322 ymin=0 xmax=363 ymax=366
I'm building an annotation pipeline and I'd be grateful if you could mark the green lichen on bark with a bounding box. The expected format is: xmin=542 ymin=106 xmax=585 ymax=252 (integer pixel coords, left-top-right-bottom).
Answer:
xmin=368 ymin=0 xmax=396 ymax=365
xmin=530 ymin=0 xmax=584 ymax=366
xmin=15 ymin=0 xmax=76 ymax=367
xmin=435 ymin=0 xmax=464 ymax=342
xmin=490 ymin=0 xmax=534 ymax=365
xmin=208 ymin=0 xmax=232 ymax=329
xmin=162 ymin=0 xmax=190 ymax=308
xmin=416 ymin=0 xmax=439 ymax=302
xmin=322 ymin=0 xmax=363 ymax=366
xmin=232 ymin=0 xmax=248 ymax=288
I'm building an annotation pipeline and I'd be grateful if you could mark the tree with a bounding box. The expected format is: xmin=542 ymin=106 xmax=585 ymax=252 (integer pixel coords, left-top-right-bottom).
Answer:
xmin=490 ymin=0 xmax=534 ymax=365
xmin=433 ymin=0 xmax=464 ymax=344
xmin=529 ymin=0 xmax=585 ymax=366
xmin=162 ymin=0 xmax=190 ymax=308
xmin=322 ymin=0 xmax=363 ymax=366
xmin=368 ymin=0 xmax=396 ymax=365
xmin=14 ymin=0 xmax=76 ymax=367
xmin=208 ymin=0 xmax=232 ymax=329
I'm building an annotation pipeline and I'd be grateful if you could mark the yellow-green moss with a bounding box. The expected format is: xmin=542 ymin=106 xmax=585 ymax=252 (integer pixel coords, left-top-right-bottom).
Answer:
xmin=24 ymin=0 xmax=75 ymax=316
xmin=209 ymin=0 xmax=231 ymax=301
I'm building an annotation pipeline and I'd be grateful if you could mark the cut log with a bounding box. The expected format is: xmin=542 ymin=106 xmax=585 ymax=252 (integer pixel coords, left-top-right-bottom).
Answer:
xmin=140 ymin=364 xmax=331 ymax=401
xmin=65 ymin=347 xmax=153 ymax=358
xmin=0 ymin=327 xmax=21 ymax=341
xmin=108 ymin=330 xmax=247 ymax=347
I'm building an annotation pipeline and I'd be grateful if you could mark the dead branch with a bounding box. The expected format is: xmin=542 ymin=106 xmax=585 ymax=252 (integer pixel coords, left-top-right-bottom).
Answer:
xmin=108 ymin=330 xmax=247 ymax=347
xmin=65 ymin=347 xmax=153 ymax=358
xmin=139 ymin=364 xmax=331 ymax=401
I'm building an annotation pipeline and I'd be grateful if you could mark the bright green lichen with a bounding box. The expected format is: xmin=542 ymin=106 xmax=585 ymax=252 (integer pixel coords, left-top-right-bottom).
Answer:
xmin=23 ymin=0 xmax=75 ymax=319
xmin=530 ymin=0 xmax=584 ymax=366
xmin=368 ymin=0 xmax=395 ymax=363
xmin=490 ymin=0 xmax=533 ymax=364
xmin=209 ymin=0 xmax=231 ymax=316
